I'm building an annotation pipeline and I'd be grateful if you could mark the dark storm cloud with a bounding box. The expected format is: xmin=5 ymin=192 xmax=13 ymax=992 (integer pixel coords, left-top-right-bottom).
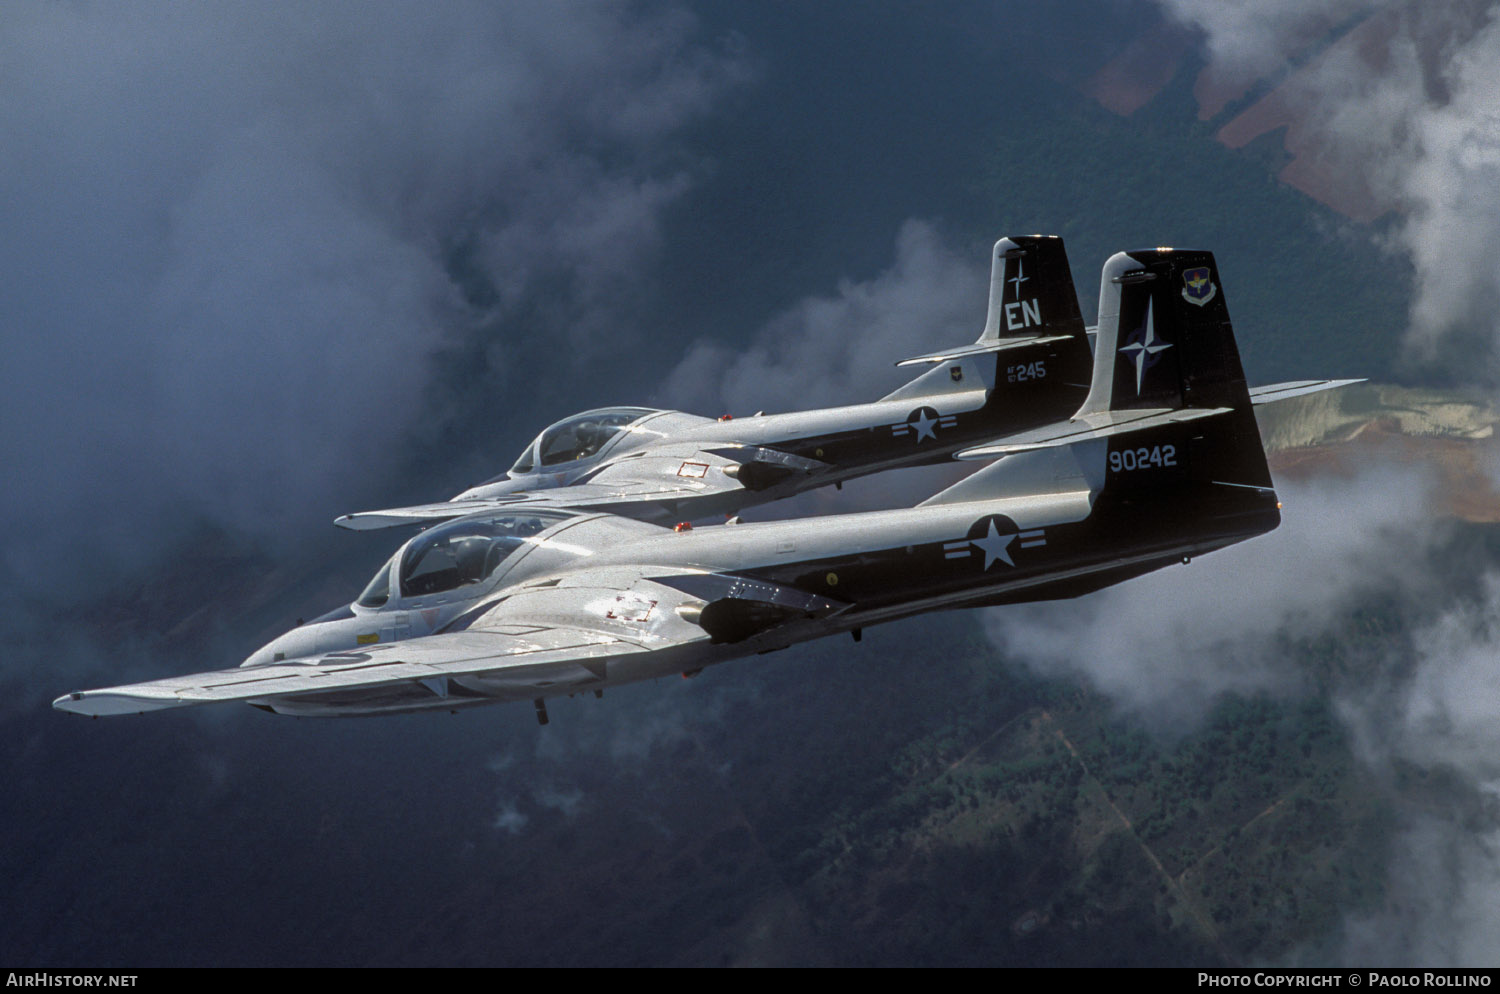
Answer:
xmin=0 ymin=2 xmax=746 ymax=592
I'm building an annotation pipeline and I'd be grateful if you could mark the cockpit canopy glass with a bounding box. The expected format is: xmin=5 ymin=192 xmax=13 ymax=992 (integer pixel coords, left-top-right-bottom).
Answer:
xmin=356 ymin=562 xmax=393 ymax=608
xmin=395 ymin=511 xmax=571 ymax=599
xmin=509 ymin=407 xmax=657 ymax=475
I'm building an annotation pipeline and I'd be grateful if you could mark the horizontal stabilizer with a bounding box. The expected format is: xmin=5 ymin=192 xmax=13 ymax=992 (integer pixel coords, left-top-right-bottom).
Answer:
xmin=920 ymin=442 xmax=1104 ymax=507
xmin=895 ymin=334 xmax=1074 ymax=367
xmin=955 ymin=406 xmax=1230 ymax=460
xmin=1249 ymin=379 xmax=1366 ymax=405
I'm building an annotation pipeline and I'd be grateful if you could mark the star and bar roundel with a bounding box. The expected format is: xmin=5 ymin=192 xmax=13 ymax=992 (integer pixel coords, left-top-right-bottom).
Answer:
xmin=941 ymin=514 xmax=1047 ymax=571
xmin=890 ymin=406 xmax=957 ymax=443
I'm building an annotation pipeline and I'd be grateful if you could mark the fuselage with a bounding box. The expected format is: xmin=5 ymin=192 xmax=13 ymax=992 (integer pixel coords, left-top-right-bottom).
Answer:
xmin=448 ymin=342 xmax=1090 ymax=523
xmin=247 ymin=463 xmax=1279 ymax=716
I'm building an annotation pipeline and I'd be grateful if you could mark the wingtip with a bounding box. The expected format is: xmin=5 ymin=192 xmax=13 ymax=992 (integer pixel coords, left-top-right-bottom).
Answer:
xmin=52 ymin=689 xmax=189 ymax=716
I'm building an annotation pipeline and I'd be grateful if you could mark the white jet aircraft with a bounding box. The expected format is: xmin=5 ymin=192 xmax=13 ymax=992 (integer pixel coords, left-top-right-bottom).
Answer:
xmin=336 ymin=234 xmax=1096 ymax=530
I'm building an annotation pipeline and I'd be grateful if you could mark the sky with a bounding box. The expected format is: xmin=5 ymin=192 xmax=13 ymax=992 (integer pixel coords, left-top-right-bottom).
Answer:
xmin=5 ymin=0 xmax=1500 ymax=967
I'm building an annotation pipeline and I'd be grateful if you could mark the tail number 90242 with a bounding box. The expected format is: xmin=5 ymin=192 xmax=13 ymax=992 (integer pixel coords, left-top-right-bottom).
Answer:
xmin=1109 ymin=444 xmax=1177 ymax=473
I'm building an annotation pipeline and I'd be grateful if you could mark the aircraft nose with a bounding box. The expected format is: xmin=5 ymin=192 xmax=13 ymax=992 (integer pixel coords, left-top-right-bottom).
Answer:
xmin=239 ymin=609 xmax=373 ymax=667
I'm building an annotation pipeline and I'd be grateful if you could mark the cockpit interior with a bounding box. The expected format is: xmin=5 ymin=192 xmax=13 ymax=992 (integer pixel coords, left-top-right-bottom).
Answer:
xmin=356 ymin=510 xmax=573 ymax=607
xmin=508 ymin=407 xmax=658 ymax=475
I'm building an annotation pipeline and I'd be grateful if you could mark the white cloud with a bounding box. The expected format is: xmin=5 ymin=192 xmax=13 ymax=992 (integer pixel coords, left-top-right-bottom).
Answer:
xmin=655 ymin=219 xmax=986 ymax=417
xmin=1331 ymin=576 xmax=1500 ymax=964
xmin=982 ymin=442 xmax=1500 ymax=962
xmin=985 ymin=462 xmax=1446 ymax=725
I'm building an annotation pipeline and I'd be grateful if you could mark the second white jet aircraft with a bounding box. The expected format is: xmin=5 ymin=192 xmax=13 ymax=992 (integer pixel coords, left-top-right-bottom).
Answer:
xmin=337 ymin=235 xmax=1355 ymax=531
xmin=338 ymin=235 xmax=1094 ymax=529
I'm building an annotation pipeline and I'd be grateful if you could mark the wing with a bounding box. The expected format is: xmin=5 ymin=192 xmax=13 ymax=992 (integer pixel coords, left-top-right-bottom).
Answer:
xmin=333 ymin=483 xmax=716 ymax=530
xmin=53 ymin=569 xmax=847 ymax=718
xmin=335 ymin=445 xmax=830 ymax=530
xmin=52 ymin=626 xmax=651 ymax=716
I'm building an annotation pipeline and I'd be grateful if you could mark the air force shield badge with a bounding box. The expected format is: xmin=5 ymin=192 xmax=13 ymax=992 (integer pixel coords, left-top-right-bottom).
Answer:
xmin=1182 ymin=267 xmax=1217 ymax=306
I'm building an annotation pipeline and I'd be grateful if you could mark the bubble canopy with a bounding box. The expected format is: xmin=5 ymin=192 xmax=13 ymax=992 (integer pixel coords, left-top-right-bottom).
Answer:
xmin=509 ymin=407 xmax=658 ymax=475
xmin=356 ymin=510 xmax=574 ymax=606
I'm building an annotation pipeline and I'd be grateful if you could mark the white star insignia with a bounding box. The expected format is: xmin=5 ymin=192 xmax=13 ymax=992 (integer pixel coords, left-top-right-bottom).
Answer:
xmin=971 ymin=521 xmax=1015 ymax=570
xmin=908 ymin=410 xmax=938 ymax=442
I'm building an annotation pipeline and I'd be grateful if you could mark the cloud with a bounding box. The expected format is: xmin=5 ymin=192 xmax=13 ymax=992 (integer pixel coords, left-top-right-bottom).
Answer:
xmin=985 ymin=461 xmax=1447 ymax=725
xmin=1327 ymin=574 xmax=1500 ymax=965
xmin=1338 ymin=815 xmax=1500 ymax=966
xmin=1161 ymin=0 xmax=1373 ymax=94
xmin=534 ymin=784 xmax=586 ymax=820
xmin=654 ymin=219 xmax=986 ymax=417
xmin=1141 ymin=4 xmax=1500 ymax=955
xmin=1156 ymin=0 xmax=1500 ymax=375
xmin=979 ymin=444 xmax=1500 ymax=963
xmin=491 ymin=800 xmax=529 ymax=836
xmin=0 ymin=2 xmax=746 ymax=595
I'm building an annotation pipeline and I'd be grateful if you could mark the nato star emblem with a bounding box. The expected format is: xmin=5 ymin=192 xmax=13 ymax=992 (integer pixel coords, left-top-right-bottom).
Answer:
xmin=1117 ymin=298 xmax=1172 ymax=395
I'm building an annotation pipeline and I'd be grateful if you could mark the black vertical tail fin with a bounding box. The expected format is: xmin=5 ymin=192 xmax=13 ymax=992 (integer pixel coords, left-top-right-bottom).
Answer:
xmin=1080 ymin=248 xmax=1273 ymax=492
xmin=979 ymin=234 xmax=1086 ymax=342
xmin=886 ymin=234 xmax=1089 ymax=405
xmin=1082 ymin=249 xmax=1250 ymax=415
